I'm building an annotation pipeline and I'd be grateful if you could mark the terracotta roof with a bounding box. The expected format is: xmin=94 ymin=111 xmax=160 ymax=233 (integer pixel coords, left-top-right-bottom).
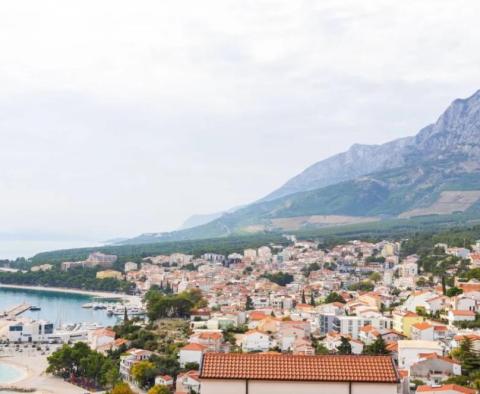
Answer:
xmin=93 ymin=328 xmax=116 ymax=337
xmin=459 ymin=283 xmax=480 ymax=293
xmin=182 ymin=343 xmax=208 ymax=351
xmin=194 ymin=332 xmax=223 ymax=340
xmin=416 ymin=384 xmax=476 ymax=394
xmin=412 ymin=322 xmax=433 ymax=331
xmin=386 ymin=342 xmax=398 ymax=352
xmin=249 ymin=311 xmax=267 ymax=320
xmin=451 ymin=310 xmax=475 ymax=316
xmin=416 ymin=353 xmax=460 ymax=365
xmin=454 ymin=334 xmax=480 ymax=341
xmin=200 ymin=353 xmax=399 ymax=383
xmin=404 ymin=311 xmax=419 ymax=317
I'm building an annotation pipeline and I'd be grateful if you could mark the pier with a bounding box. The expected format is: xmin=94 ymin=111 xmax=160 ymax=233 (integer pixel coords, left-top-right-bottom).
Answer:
xmin=2 ymin=303 xmax=31 ymax=318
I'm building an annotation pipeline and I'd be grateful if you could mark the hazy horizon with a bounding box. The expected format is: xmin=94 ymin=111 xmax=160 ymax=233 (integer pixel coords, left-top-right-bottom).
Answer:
xmin=2 ymin=1 xmax=480 ymax=258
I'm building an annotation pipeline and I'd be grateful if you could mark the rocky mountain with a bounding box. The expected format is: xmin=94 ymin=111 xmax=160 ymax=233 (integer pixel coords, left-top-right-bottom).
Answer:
xmin=121 ymin=89 xmax=480 ymax=245
xmin=262 ymin=137 xmax=414 ymax=201
xmin=264 ymin=90 xmax=480 ymax=202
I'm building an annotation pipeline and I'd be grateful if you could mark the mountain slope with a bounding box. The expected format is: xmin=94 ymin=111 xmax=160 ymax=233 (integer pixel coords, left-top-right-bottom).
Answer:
xmin=120 ymin=89 xmax=480 ymax=244
xmin=262 ymin=136 xmax=413 ymax=201
xmin=263 ymin=90 xmax=480 ymax=202
xmin=179 ymin=212 xmax=225 ymax=230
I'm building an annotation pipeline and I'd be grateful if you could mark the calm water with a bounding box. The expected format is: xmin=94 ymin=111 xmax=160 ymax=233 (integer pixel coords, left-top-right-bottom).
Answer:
xmin=0 ymin=362 xmax=26 ymax=384
xmin=0 ymin=287 xmax=118 ymax=326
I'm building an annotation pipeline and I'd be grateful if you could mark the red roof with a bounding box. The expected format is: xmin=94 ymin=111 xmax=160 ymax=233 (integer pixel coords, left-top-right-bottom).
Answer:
xmin=416 ymin=384 xmax=476 ymax=394
xmin=451 ymin=310 xmax=475 ymax=316
xmin=182 ymin=343 xmax=207 ymax=351
xmin=200 ymin=353 xmax=399 ymax=383
xmin=249 ymin=311 xmax=267 ymax=320
xmin=412 ymin=322 xmax=433 ymax=331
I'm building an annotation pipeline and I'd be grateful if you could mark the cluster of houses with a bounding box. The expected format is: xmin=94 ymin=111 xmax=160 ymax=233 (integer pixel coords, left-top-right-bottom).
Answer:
xmin=96 ymin=237 xmax=480 ymax=394
xmin=5 ymin=237 xmax=480 ymax=394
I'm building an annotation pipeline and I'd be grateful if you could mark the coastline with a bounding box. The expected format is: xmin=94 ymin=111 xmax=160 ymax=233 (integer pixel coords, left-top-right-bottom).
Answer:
xmin=0 ymin=283 xmax=132 ymax=301
xmin=0 ymin=354 xmax=85 ymax=394
xmin=0 ymin=358 xmax=28 ymax=385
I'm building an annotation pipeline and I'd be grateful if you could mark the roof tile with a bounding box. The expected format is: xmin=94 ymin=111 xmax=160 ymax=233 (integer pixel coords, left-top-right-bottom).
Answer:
xmin=200 ymin=353 xmax=399 ymax=383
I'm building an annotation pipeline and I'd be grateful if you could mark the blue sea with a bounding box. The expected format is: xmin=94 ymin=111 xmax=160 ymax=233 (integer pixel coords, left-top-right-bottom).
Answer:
xmin=0 ymin=362 xmax=26 ymax=385
xmin=0 ymin=287 xmax=118 ymax=327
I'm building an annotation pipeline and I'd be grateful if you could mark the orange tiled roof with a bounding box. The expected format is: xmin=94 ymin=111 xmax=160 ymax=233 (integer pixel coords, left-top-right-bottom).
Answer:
xmin=200 ymin=353 xmax=399 ymax=383
xmin=416 ymin=384 xmax=476 ymax=394
xmin=416 ymin=353 xmax=459 ymax=365
xmin=249 ymin=311 xmax=267 ymax=320
xmin=412 ymin=322 xmax=432 ymax=331
xmin=182 ymin=343 xmax=207 ymax=351
xmin=459 ymin=283 xmax=480 ymax=293
xmin=451 ymin=310 xmax=475 ymax=316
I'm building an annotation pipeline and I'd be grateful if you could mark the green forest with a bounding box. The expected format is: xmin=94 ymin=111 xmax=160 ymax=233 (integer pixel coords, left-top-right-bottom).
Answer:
xmin=0 ymin=267 xmax=133 ymax=292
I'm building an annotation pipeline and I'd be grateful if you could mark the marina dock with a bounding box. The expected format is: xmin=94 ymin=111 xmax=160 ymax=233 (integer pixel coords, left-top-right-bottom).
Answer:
xmin=2 ymin=302 xmax=31 ymax=317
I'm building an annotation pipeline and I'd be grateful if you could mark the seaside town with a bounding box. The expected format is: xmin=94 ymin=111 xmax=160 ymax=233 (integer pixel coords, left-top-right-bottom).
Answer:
xmin=2 ymin=236 xmax=480 ymax=394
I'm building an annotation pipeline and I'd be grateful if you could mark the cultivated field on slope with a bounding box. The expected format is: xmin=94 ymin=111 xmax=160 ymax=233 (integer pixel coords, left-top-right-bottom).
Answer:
xmin=398 ymin=190 xmax=480 ymax=218
xmin=269 ymin=215 xmax=380 ymax=230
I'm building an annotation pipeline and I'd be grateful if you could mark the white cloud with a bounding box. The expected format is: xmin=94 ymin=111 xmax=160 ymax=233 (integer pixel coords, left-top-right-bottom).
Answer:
xmin=0 ymin=0 xmax=480 ymax=245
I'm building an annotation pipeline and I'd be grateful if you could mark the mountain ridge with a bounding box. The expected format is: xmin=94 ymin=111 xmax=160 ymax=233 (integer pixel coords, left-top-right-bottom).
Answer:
xmin=120 ymin=89 xmax=480 ymax=245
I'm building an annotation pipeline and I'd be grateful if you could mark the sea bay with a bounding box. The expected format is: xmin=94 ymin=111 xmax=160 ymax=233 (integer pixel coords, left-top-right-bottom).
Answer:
xmin=0 ymin=287 xmax=117 ymax=327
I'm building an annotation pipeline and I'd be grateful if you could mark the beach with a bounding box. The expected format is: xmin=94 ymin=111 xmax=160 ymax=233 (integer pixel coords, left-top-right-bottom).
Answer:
xmin=0 ymin=351 xmax=86 ymax=394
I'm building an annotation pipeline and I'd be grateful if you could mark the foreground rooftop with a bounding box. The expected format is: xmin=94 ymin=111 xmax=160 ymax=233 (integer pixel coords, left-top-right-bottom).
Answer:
xmin=200 ymin=353 xmax=399 ymax=383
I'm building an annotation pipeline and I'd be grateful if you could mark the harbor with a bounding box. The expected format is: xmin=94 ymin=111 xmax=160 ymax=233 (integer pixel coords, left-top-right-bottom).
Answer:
xmin=0 ymin=286 xmax=143 ymax=327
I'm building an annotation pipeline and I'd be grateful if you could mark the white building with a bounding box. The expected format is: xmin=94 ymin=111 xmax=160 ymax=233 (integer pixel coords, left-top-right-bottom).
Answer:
xmin=398 ymin=340 xmax=443 ymax=369
xmin=179 ymin=343 xmax=207 ymax=367
xmin=120 ymin=349 xmax=153 ymax=382
xmin=199 ymin=353 xmax=399 ymax=394
xmin=124 ymin=262 xmax=138 ymax=272
xmin=241 ymin=330 xmax=271 ymax=352
xmin=7 ymin=320 xmax=54 ymax=342
xmin=447 ymin=310 xmax=476 ymax=325
xmin=244 ymin=249 xmax=257 ymax=260
xmin=88 ymin=328 xmax=116 ymax=350
xmin=333 ymin=315 xmax=391 ymax=339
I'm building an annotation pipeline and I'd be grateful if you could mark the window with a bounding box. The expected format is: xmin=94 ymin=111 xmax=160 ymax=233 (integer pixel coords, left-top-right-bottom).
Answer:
xmin=44 ymin=324 xmax=54 ymax=334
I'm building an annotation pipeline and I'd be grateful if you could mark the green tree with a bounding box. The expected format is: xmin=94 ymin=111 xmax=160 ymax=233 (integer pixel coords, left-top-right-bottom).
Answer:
xmin=301 ymin=290 xmax=306 ymax=304
xmin=337 ymin=337 xmax=352 ymax=355
xmin=416 ymin=277 xmax=427 ymax=287
xmin=146 ymin=289 xmax=207 ymax=321
xmin=245 ymin=296 xmax=254 ymax=310
xmin=348 ymin=281 xmax=374 ymax=292
xmin=47 ymin=342 xmax=118 ymax=390
xmin=446 ymin=287 xmax=463 ymax=297
xmin=315 ymin=343 xmax=329 ymax=355
xmin=369 ymin=272 xmax=381 ymax=283
xmin=131 ymin=360 xmax=157 ymax=389
xmin=442 ymin=276 xmax=447 ymax=295
xmin=184 ymin=362 xmax=200 ymax=370
xmin=364 ymin=336 xmax=389 ymax=355
xmin=110 ymin=382 xmax=135 ymax=394
xmin=324 ymin=292 xmax=345 ymax=304
xmin=148 ymin=385 xmax=170 ymax=394
xmin=261 ymin=272 xmax=294 ymax=286
xmin=310 ymin=292 xmax=315 ymax=306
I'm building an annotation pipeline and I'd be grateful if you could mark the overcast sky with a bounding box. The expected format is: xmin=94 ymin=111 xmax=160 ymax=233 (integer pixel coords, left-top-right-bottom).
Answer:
xmin=1 ymin=0 xmax=480 ymax=249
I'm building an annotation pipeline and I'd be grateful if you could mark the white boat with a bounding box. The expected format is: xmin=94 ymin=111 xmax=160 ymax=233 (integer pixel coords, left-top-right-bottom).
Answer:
xmin=111 ymin=306 xmax=146 ymax=316
xmin=82 ymin=303 xmax=93 ymax=309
